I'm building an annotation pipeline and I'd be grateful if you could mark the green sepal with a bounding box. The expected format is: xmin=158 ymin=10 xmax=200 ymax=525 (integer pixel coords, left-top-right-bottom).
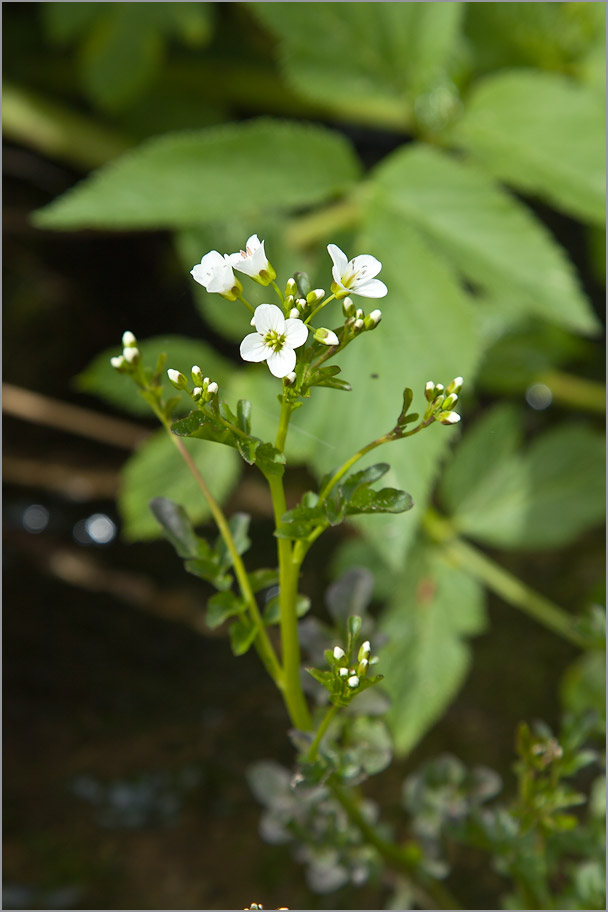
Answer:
xmin=263 ymin=593 xmax=311 ymax=624
xmin=229 ymin=618 xmax=258 ymax=656
xmin=207 ymin=590 xmax=245 ymax=629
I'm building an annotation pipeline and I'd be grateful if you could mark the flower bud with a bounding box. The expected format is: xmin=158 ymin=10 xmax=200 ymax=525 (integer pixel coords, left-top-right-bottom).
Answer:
xmin=342 ymin=296 xmax=355 ymax=318
xmin=167 ymin=369 xmax=188 ymax=390
xmin=364 ymin=309 xmax=382 ymax=330
xmin=358 ymin=640 xmax=371 ymax=661
xmin=206 ymin=381 xmax=218 ymax=397
xmin=314 ymin=327 xmax=339 ymax=347
xmin=333 ymin=646 xmax=345 ymax=660
xmin=425 ymin=381 xmax=436 ymax=402
xmin=285 ymin=278 xmax=297 ymax=297
xmin=438 ymin=411 xmax=461 ymax=425
xmin=347 ymin=674 xmax=359 ymax=689
xmin=339 ymin=667 xmax=348 ymax=677
xmin=306 ymin=288 xmax=325 ymax=305
xmin=289 ymin=308 xmax=300 ymax=319
xmin=435 ymin=383 xmax=445 ymax=395
xmin=353 ymin=318 xmax=364 ymax=331
xmin=355 ymin=308 xmax=364 ymax=320
xmin=443 ymin=393 xmax=458 ymax=410
xmin=110 ymin=355 xmax=126 ymax=370
xmin=284 ymin=372 xmax=297 ymax=386
xmin=284 ymin=294 xmax=294 ymax=308
xmin=122 ymin=331 xmax=137 ymax=348
xmin=358 ymin=658 xmax=369 ymax=676
xmin=296 ymin=298 xmax=307 ymax=313
xmin=192 ymin=387 xmax=203 ymax=399
xmin=191 ymin=365 xmax=204 ymax=385
xmin=123 ymin=346 xmax=140 ymax=364
xmin=446 ymin=376 xmax=464 ymax=395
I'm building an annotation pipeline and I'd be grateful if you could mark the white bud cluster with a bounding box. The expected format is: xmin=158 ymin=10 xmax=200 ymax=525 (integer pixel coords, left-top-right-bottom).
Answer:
xmin=111 ymin=330 xmax=140 ymax=371
xmin=424 ymin=377 xmax=464 ymax=426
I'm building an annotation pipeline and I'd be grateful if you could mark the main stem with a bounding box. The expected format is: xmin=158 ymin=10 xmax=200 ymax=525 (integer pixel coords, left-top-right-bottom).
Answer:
xmin=270 ymin=394 xmax=313 ymax=731
xmin=423 ymin=508 xmax=587 ymax=648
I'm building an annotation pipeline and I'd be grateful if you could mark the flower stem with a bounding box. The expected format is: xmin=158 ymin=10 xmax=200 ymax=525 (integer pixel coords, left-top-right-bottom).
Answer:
xmin=270 ymin=280 xmax=284 ymax=305
xmin=155 ymin=408 xmax=282 ymax=683
xmin=238 ymin=294 xmax=255 ymax=315
xmin=330 ymin=781 xmax=462 ymax=910
xmin=423 ymin=508 xmax=587 ymax=648
xmin=305 ymin=293 xmax=336 ymax=324
xmin=307 ymin=704 xmax=340 ymax=762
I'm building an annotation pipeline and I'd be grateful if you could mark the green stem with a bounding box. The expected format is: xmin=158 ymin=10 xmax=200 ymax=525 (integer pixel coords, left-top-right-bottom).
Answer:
xmin=156 ymin=409 xmax=282 ymax=683
xmin=307 ymin=704 xmax=340 ymax=762
xmin=330 ymin=782 xmax=462 ymax=910
xmin=275 ymin=392 xmax=293 ymax=453
xmin=270 ymin=280 xmax=284 ymax=305
xmin=237 ymin=294 xmax=255 ymax=315
xmin=423 ymin=508 xmax=587 ymax=648
xmin=305 ymin=294 xmax=336 ymax=324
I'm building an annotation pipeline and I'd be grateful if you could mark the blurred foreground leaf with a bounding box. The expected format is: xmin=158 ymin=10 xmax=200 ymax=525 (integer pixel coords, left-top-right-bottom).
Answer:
xmin=33 ymin=119 xmax=361 ymax=229
xmin=119 ymin=428 xmax=240 ymax=540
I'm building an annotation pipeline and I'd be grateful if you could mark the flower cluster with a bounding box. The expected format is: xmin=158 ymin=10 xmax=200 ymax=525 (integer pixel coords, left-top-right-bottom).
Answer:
xmin=190 ymin=236 xmax=387 ymax=380
xmin=424 ymin=377 xmax=464 ymax=425
xmin=167 ymin=364 xmax=219 ymax=402
xmin=110 ymin=330 xmax=140 ymax=371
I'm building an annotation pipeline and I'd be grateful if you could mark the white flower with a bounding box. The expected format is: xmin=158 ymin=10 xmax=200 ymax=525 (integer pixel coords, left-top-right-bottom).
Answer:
xmin=191 ymin=250 xmax=241 ymax=300
xmin=229 ymin=234 xmax=276 ymax=285
xmin=327 ymin=243 xmax=388 ymax=298
xmin=240 ymin=304 xmax=308 ymax=378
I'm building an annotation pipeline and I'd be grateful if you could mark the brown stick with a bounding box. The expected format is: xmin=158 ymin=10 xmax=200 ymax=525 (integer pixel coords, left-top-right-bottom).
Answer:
xmin=2 ymin=383 xmax=150 ymax=450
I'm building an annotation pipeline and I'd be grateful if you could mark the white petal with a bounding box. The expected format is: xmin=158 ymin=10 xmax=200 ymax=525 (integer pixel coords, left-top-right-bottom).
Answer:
xmin=266 ymin=346 xmax=296 ymax=378
xmin=351 ymin=254 xmax=382 ymax=281
xmin=190 ymin=264 xmax=210 ymax=287
xmin=284 ymin=318 xmax=308 ymax=349
xmin=355 ymin=279 xmax=388 ymax=298
xmin=246 ymin=234 xmax=261 ymax=250
xmin=253 ymin=303 xmax=285 ymax=334
xmin=327 ymin=243 xmax=348 ymax=283
xmin=240 ymin=333 xmax=270 ymax=362
xmin=232 ymin=256 xmax=258 ymax=277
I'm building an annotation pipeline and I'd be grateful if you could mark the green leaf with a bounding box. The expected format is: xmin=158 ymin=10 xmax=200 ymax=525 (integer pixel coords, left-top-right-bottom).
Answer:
xmin=215 ymin=513 xmax=251 ymax=571
xmin=229 ymin=619 xmax=258 ymax=656
xmin=148 ymin=496 xmax=199 ymax=558
xmin=448 ymin=70 xmax=605 ymax=225
xmin=252 ymin=3 xmax=464 ymax=128
xmin=33 ymin=119 xmax=361 ymax=230
xmin=346 ymin=486 xmax=414 ymax=516
xmin=248 ymin=568 xmax=280 ymax=594
xmin=184 ymin=556 xmax=231 ymax=592
xmin=380 ymin=543 xmax=487 ymax=754
xmin=118 ymin=428 xmax=240 ymax=540
xmin=440 ymin=407 xmax=606 ymax=549
xmin=369 ymin=143 xmax=599 ymax=334
xmin=263 ymin=594 xmax=311 ymax=625
xmin=76 ymin=335 xmax=230 ymax=416
xmin=206 ymin=591 xmax=244 ymax=629
xmin=349 ymin=717 xmax=393 ymax=776
xmin=254 ymin=442 xmax=286 ymax=478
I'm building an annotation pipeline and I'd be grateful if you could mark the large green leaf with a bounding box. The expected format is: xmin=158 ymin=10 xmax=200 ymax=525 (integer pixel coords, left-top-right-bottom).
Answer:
xmin=448 ymin=70 xmax=605 ymax=225
xmin=288 ymin=216 xmax=483 ymax=567
xmin=369 ymin=144 xmax=599 ymax=335
xmin=76 ymin=335 xmax=232 ymax=416
xmin=118 ymin=428 xmax=240 ymax=540
xmin=439 ymin=406 xmax=606 ymax=549
xmin=32 ymin=119 xmax=361 ymax=230
xmin=380 ymin=542 xmax=487 ymax=755
xmin=251 ymin=2 xmax=463 ymax=128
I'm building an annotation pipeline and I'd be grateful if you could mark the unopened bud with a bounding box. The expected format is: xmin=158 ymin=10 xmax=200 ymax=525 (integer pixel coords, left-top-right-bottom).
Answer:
xmin=191 ymin=365 xmax=204 ymax=385
xmin=446 ymin=376 xmax=464 ymax=395
xmin=333 ymin=646 xmax=345 ymax=660
xmin=306 ymin=288 xmax=324 ymax=305
xmin=167 ymin=369 xmax=188 ymax=389
xmin=110 ymin=355 xmax=126 ymax=370
xmin=285 ymin=278 xmax=297 ymax=297
xmin=355 ymin=308 xmax=364 ymax=320
xmin=123 ymin=346 xmax=140 ymax=364
xmin=342 ymin=297 xmax=355 ymax=318
xmin=206 ymin=381 xmax=218 ymax=397
xmin=284 ymin=294 xmax=294 ymax=308
xmin=192 ymin=387 xmax=203 ymax=399
xmin=443 ymin=393 xmax=458 ymax=410
xmin=435 ymin=384 xmax=445 ymax=395
xmin=353 ymin=318 xmax=364 ymax=331
xmin=289 ymin=308 xmax=300 ymax=319
xmin=364 ymin=309 xmax=382 ymax=330
xmin=339 ymin=667 xmax=348 ymax=677
xmin=358 ymin=640 xmax=371 ymax=661
xmin=284 ymin=372 xmax=297 ymax=386
xmin=347 ymin=675 xmax=360 ymax=689
xmin=438 ymin=411 xmax=461 ymax=425
xmin=296 ymin=298 xmax=307 ymax=313
xmin=314 ymin=327 xmax=339 ymax=347
xmin=122 ymin=331 xmax=137 ymax=347
xmin=358 ymin=658 xmax=369 ymax=676
xmin=425 ymin=381 xmax=436 ymax=402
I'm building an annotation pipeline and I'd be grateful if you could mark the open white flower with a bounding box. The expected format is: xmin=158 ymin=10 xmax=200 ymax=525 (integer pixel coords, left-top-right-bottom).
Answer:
xmin=327 ymin=243 xmax=388 ymax=298
xmin=191 ymin=250 xmax=242 ymax=300
xmin=240 ymin=304 xmax=308 ymax=378
xmin=229 ymin=235 xmax=276 ymax=285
